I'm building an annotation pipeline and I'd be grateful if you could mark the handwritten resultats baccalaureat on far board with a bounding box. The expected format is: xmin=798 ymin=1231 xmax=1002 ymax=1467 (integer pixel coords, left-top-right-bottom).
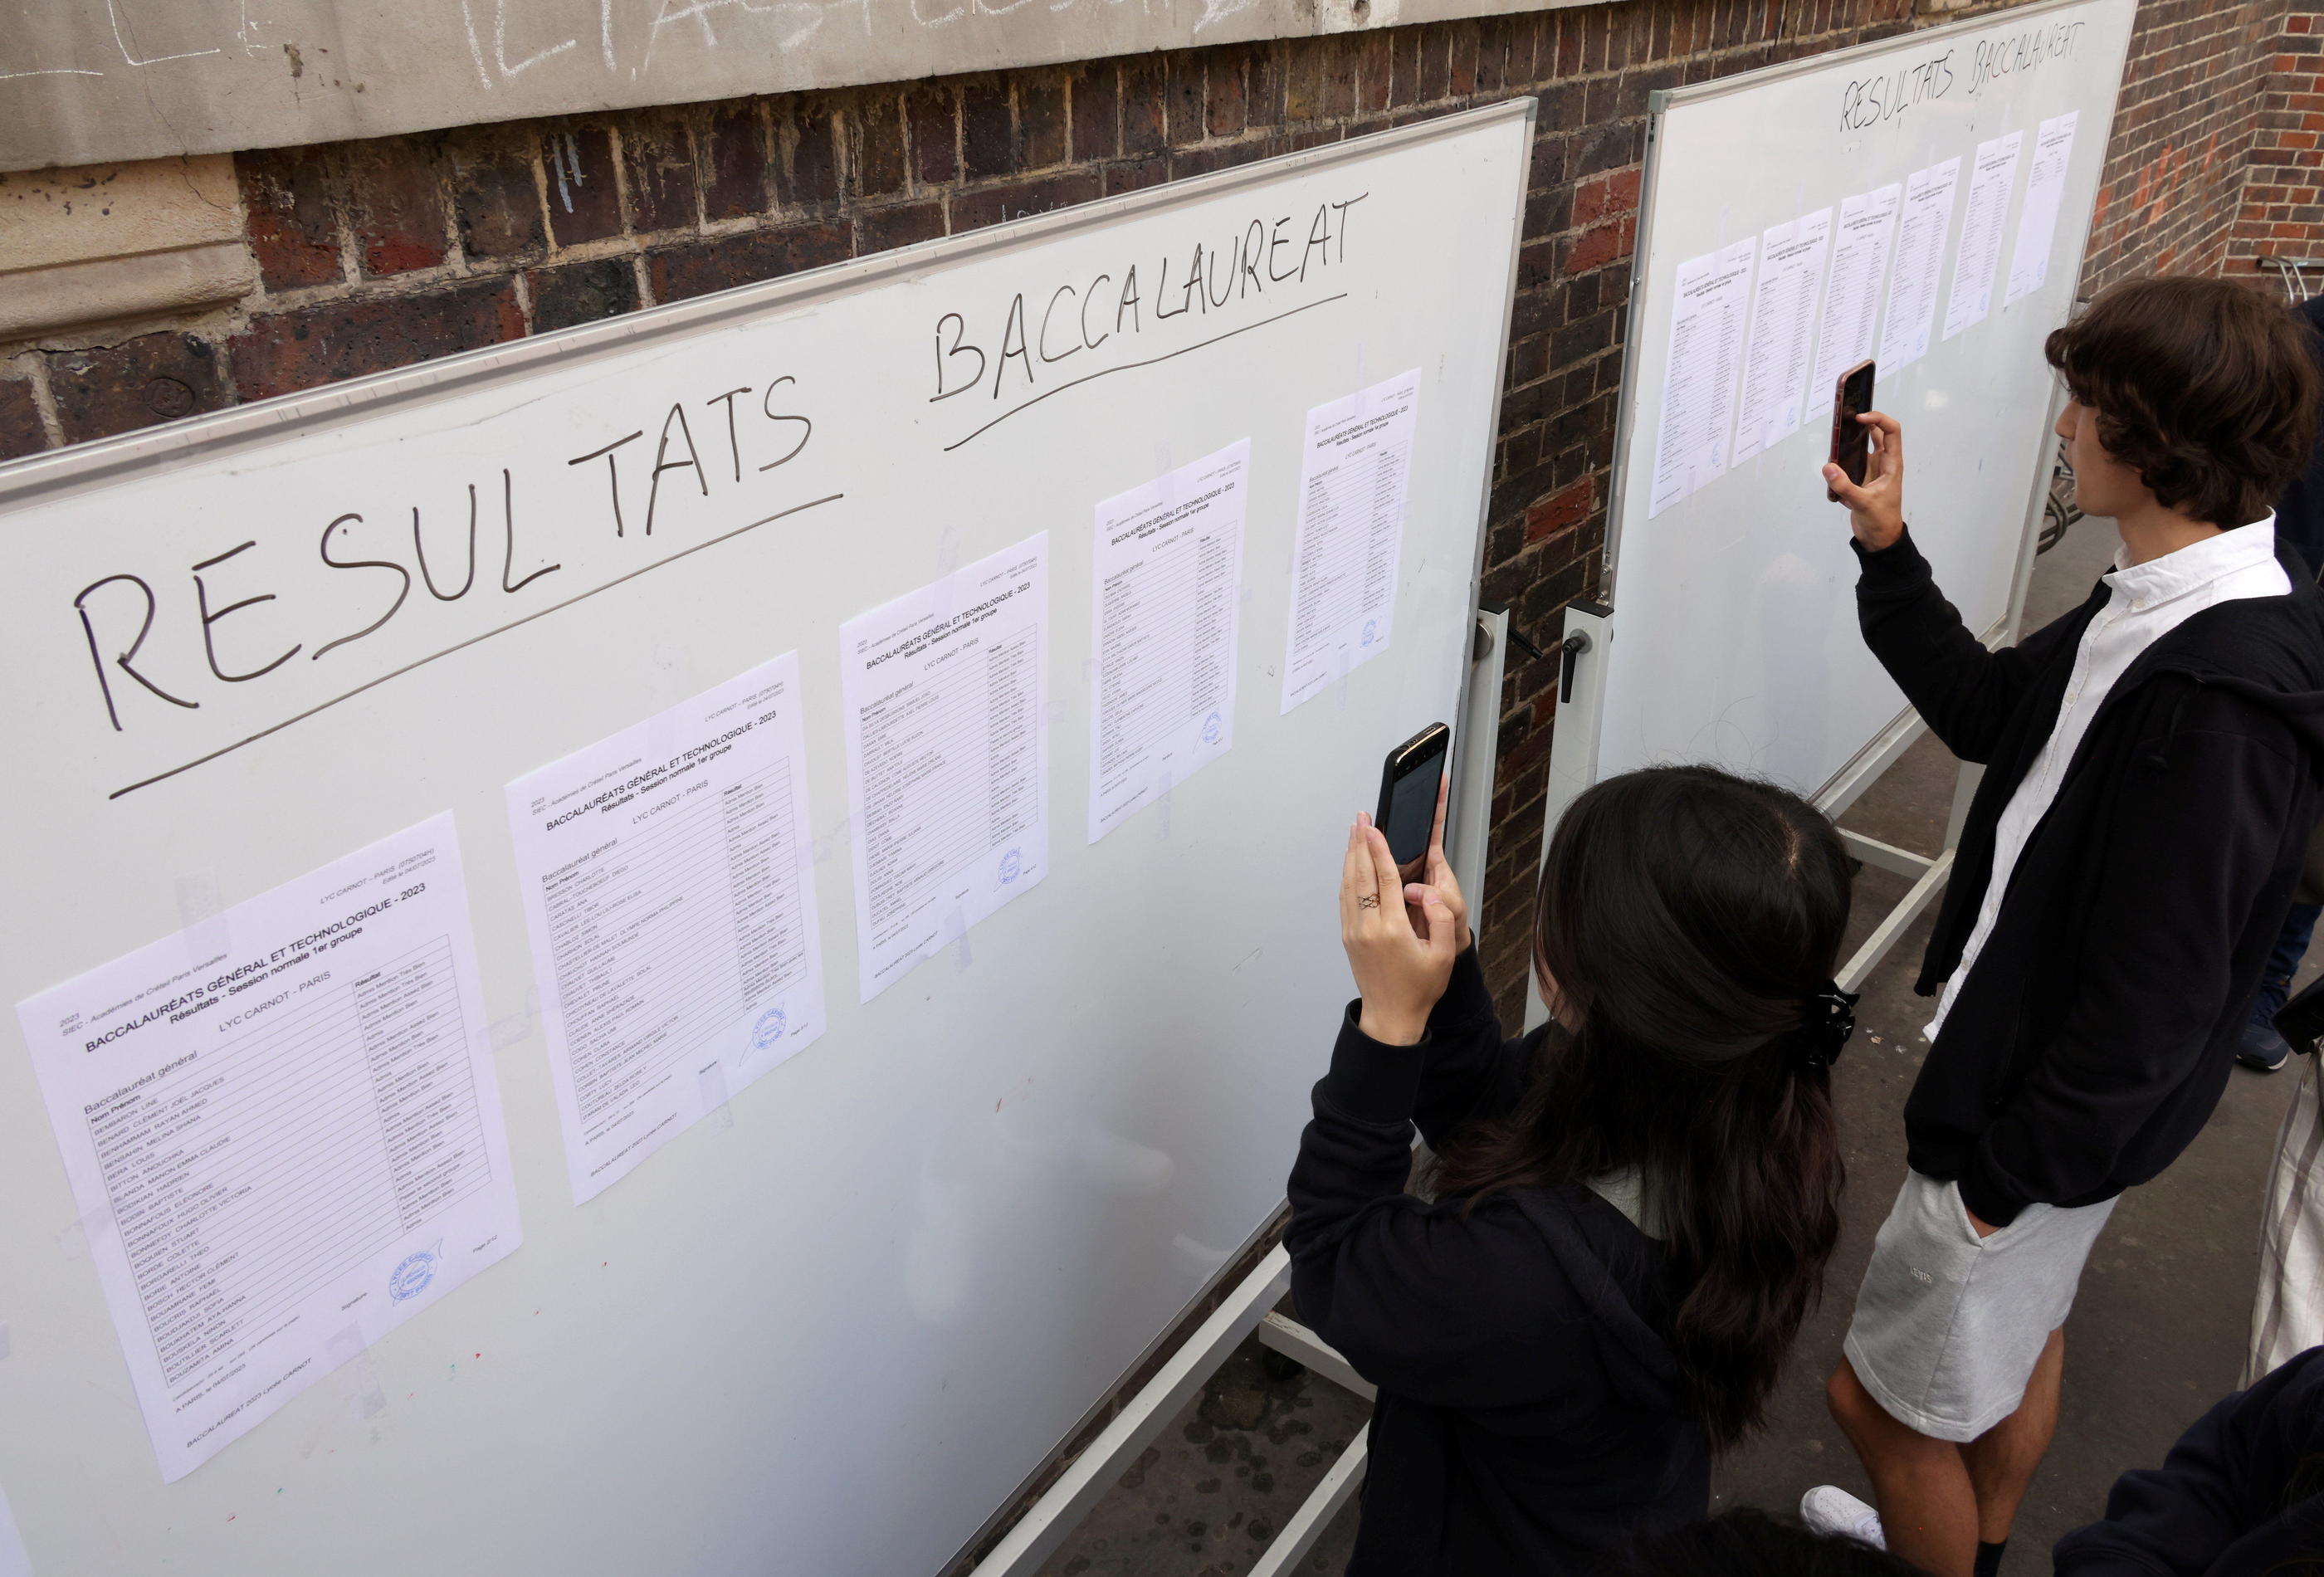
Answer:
xmin=1089 ymin=441 xmax=1251 ymax=843
xmin=505 ymin=652 xmax=829 ymax=1204
xmin=840 ymin=534 xmax=1052 ymax=1002
xmin=12 ymin=815 xmax=520 ymax=1481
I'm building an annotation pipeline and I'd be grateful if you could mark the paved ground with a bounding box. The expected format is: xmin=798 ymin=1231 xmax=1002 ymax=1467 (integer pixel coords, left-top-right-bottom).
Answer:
xmin=1036 ymin=515 xmax=2313 ymax=1576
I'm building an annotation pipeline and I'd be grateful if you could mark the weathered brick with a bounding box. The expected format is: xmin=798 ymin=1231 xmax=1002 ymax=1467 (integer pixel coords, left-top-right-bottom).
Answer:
xmin=962 ymin=81 xmax=1013 ymax=178
xmin=0 ymin=378 xmax=47 ymax=460
xmin=231 ymin=280 xmax=526 ymax=401
xmin=1019 ymin=76 xmax=1068 ymax=169
xmin=907 ymin=85 xmax=959 ymax=184
xmin=47 ymin=333 xmax=230 ymax=442
xmin=344 ymin=139 xmax=449 ymax=276
xmin=647 ymin=221 xmax=853 ymax=304
xmin=1523 ymin=476 xmax=1596 ymax=544
xmin=857 ymin=200 xmax=947 ymax=254
xmin=1122 ymin=58 xmax=1168 ymax=154
xmin=1070 ymin=65 xmax=1120 ymax=163
xmin=542 ymin=125 xmax=623 ymax=246
xmin=1207 ymin=47 xmax=1248 ymax=139
xmin=448 ymin=129 xmax=544 ymax=259
xmin=527 ymin=257 xmax=638 ymax=333
xmin=1247 ymin=45 xmax=1286 ymax=127
xmin=238 ymin=146 xmax=342 ymax=290
xmin=852 ymin=92 xmax=910 ymax=198
xmin=703 ymin=105 xmax=770 ymax=220
xmin=780 ymin=101 xmax=842 ymax=208
xmin=622 ymin=116 xmax=699 ymax=232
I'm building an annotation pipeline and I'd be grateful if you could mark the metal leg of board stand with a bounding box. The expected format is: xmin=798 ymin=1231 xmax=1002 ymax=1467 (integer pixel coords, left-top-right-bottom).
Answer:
xmin=964 ymin=1254 xmax=1382 ymax=1577
xmin=965 ymin=1247 xmax=1293 ymax=1577
xmin=1831 ymin=761 xmax=1980 ymax=994
xmin=1246 ymin=1315 xmax=1374 ymax=1577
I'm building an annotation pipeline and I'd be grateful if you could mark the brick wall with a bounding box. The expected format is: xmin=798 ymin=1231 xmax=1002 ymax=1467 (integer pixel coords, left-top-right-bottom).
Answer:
xmin=2080 ymin=0 xmax=2280 ymax=288
xmin=2228 ymin=5 xmax=2324 ymax=286
xmin=0 ymin=0 xmax=2255 ymax=1021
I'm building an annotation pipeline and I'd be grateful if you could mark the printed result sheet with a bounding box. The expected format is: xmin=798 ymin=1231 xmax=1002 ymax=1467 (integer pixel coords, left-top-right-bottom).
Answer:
xmin=2005 ymin=113 xmax=2080 ymax=305
xmin=1280 ymin=370 xmax=1422 ymax=712
xmin=13 ymin=816 xmax=520 ymax=1481
xmin=1648 ymin=237 xmax=1757 ymax=517
xmin=506 ymin=652 xmax=828 ymax=1204
xmin=1090 ymin=441 xmax=1249 ymax=842
xmin=1732 ymin=210 xmax=1833 ymax=465
xmin=1878 ymin=158 xmax=1963 ymax=373
xmin=1809 ymin=183 xmax=1902 ymax=403
xmin=842 ymin=535 xmax=1050 ymax=1000
xmin=1944 ymin=130 xmax=2025 ymax=339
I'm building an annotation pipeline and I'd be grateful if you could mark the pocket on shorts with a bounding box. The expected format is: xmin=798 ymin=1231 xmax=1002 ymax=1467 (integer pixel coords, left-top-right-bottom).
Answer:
xmin=1943 ymin=1180 xmax=1993 ymax=1250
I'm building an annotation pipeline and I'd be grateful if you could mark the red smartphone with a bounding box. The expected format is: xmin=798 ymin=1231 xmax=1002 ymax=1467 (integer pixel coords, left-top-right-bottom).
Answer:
xmin=1827 ymin=359 xmax=1877 ymax=502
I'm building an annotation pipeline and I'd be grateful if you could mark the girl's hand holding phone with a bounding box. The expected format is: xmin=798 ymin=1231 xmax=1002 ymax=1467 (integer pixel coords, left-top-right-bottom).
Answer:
xmin=1824 ymin=411 xmax=1908 ymax=551
xmin=1341 ymin=812 xmax=1459 ymax=1047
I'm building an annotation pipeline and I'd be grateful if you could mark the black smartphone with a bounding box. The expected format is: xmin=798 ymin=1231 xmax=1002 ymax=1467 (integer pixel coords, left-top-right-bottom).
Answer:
xmin=1376 ymin=723 xmax=1452 ymax=881
xmin=1827 ymin=359 xmax=1877 ymax=502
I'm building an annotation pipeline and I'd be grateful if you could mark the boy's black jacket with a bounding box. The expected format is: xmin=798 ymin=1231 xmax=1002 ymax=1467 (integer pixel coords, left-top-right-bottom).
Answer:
xmin=1857 ymin=529 xmax=2324 ymax=1225
xmin=2053 ymin=1345 xmax=2324 ymax=1574
xmin=1284 ymin=949 xmax=1708 ymax=1576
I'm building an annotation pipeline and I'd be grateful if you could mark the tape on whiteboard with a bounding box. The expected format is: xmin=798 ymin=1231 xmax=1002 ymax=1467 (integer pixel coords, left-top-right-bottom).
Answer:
xmin=487 ymin=984 xmax=540 ymax=1051
xmin=698 ymin=1062 xmax=734 ymax=1130
xmin=56 ymin=1201 xmax=115 ymax=1261
xmin=327 ymin=1326 xmax=386 ymax=1422
xmin=813 ymin=816 xmax=849 ymax=867
xmin=176 ymin=871 xmax=228 ymax=965
xmin=944 ymin=906 xmax=972 ymax=972
xmin=1153 ymin=769 xmax=1174 ymax=842
xmin=646 ymin=644 xmax=692 ymax=758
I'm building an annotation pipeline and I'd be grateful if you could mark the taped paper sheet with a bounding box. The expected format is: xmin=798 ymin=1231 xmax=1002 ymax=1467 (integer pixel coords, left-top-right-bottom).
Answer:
xmin=1878 ymin=158 xmax=1963 ymax=373
xmin=12 ymin=815 xmax=520 ymax=1481
xmin=1809 ymin=183 xmax=1902 ymax=403
xmin=1089 ymin=440 xmax=1250 ymax=842
xmin=1281 ymin=370 xmax=1422 ymax=710
xmin=841 ymin=535 xmax=1051 ymax=1001
xmin=1732 ymin=210 xmax=1833 ymax=465
xmin=1944 ymin=130 xmax=2025 ymax=339
xmin=506 ymin=652 xmax=828 ymax=1204
xmin=2005 ymin=113 xmax=2080 ymax=305
xmin=1648 ymin=238 xmax=1757 ymax=516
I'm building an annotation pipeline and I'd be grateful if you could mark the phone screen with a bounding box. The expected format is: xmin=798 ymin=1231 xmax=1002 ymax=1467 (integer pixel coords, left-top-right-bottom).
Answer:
xmin=1378 ymin=725 xmax=1451 ymax=875
xmin=1829 ymin=360 xmax=1877 ymax=496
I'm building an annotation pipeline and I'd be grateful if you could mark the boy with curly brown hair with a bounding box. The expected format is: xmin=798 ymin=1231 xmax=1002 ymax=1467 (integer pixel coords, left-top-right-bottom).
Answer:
xmin=1798 ymin=276 xmax=2324 ymax=1577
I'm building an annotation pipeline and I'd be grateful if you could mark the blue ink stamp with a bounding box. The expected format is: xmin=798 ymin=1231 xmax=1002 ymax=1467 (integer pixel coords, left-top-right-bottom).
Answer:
xmin=999 ymin=848 xmax=1023 ymax=884
xmin=751 ymin=1005 xmax=788 ymax=1050
xmin=1361 ymin=618 xmax=1379 ymax=647
xmin=1201 ymin=711 xmax=1223 ymax=745
xmin=388 ymin=1248 xmax=437 ymax=1303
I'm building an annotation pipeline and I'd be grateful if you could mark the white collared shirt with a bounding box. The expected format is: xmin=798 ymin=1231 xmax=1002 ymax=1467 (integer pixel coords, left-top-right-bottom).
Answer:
xmin=1926 ymin=515 xmax=2289 ymax=1040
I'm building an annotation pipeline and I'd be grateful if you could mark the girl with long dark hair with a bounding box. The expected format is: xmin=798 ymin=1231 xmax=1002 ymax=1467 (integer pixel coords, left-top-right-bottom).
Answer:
xmin=1286 ymin=764 xmax=1855 ymax=1575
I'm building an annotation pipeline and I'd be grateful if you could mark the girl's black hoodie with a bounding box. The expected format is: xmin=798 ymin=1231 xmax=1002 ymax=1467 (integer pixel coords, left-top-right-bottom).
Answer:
xmin=1284 ymin=948 xmax=1709 ymax=1577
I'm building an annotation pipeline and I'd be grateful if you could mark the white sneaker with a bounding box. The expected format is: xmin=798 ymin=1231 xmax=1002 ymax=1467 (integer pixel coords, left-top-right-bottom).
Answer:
xmin=1799 ymin=1485 xmax=1887 ymax=1550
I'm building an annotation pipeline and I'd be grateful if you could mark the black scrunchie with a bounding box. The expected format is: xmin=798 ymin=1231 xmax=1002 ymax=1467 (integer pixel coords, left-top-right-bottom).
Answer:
xmin=1795 ymin=982 xmax=1859 ymax=1070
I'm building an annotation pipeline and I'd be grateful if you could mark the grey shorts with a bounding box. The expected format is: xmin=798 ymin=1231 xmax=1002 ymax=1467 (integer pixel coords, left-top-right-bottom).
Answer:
xmin=1843 ymin=1171 xmax=2116 ymax=1443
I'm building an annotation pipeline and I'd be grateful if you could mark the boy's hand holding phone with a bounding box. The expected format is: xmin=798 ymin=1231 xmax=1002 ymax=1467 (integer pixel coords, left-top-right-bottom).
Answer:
xmin=1824 ymin=410 xmax=1907 ymax=551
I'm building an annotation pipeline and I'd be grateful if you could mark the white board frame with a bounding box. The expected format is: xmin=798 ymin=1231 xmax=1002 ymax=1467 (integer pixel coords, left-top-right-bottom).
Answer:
xmin=1538 ymin=0 xmax=2131 ymax=958
xmin=0 ymin=100 xmax=1533 ymax=1577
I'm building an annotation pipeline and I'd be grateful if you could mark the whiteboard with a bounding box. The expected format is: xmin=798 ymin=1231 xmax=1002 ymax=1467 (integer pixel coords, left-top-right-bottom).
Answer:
xmin=0 ymin=103 xmax=1529 ymax=1576
xmin=1592 ymin=0 xmax=2133 ymax=798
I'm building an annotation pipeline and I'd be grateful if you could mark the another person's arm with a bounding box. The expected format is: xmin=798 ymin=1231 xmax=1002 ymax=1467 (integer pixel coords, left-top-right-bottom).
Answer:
xmin=1828 ymin=414 xmax=2071 ymax=763
xmin=2053 ymin=1349 xmax=2324 ymax=1575
xmin=1286 ymin=826 xmax=1570 ymax=1400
